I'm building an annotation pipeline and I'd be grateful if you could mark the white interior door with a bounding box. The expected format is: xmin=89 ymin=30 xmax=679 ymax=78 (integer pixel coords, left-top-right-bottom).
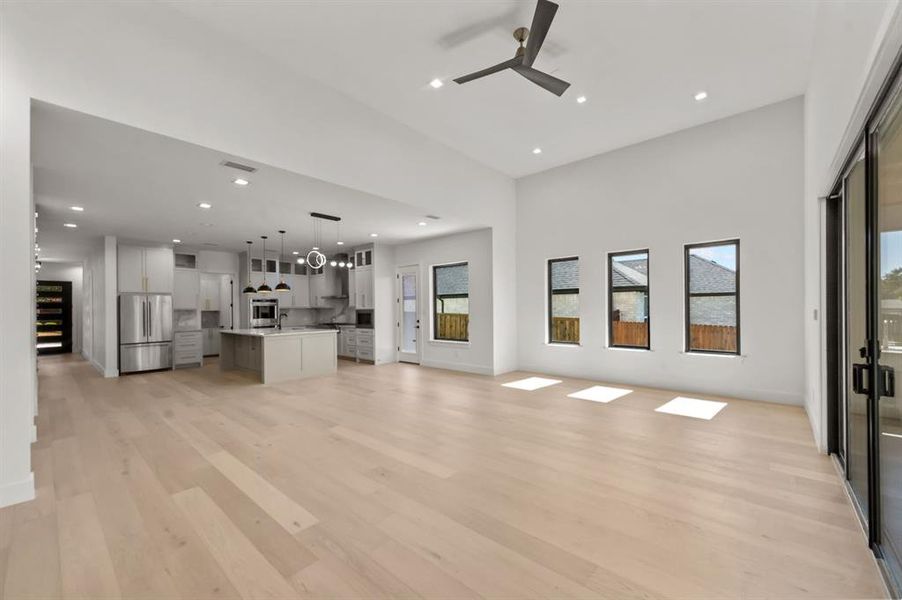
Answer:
xmin=397 ymin=266 xmax=420 ymax=364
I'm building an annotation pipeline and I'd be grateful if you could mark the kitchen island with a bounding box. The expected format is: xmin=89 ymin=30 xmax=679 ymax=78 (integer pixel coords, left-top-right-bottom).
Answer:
xmin=220 ymin=328 xmax=337 ymax=383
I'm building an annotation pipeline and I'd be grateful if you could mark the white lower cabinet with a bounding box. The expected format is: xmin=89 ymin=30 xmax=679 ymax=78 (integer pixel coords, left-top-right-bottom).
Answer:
xmin=173 ymin=331 xmax=203 ymax=368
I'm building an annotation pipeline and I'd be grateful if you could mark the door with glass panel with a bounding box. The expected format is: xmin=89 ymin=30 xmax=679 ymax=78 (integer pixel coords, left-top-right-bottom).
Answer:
xmin=397 ymin=266 xmax=420 ymax=364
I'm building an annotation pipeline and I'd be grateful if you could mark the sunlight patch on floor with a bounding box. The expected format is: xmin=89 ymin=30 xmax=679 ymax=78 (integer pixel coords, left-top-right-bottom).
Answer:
xmin=655 ymin=396 xmax=727 ymax=420
xmin=567 ymin=385 xmax=632 ymax=404
xmin=502 ymin=377 xmax=562 ymax=391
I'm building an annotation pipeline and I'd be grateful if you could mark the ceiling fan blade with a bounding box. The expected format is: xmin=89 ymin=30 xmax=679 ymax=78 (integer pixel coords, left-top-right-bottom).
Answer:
xmin=454 ymin=56 xmax=522 ymax=84
xmin=522 ymin=0 xmax=559 ymax=67
xmin=512 ymin=65 xmax=570 ymax=96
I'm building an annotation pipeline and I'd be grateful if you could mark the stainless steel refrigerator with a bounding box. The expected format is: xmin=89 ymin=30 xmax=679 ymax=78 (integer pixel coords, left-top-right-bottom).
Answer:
xmin=119 ymin=293 xmax=173 ymax=373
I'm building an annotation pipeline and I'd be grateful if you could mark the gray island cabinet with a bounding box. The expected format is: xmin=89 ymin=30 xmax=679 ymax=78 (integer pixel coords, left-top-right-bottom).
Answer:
xmin=220 ymin=329 xmax=337 ymax=383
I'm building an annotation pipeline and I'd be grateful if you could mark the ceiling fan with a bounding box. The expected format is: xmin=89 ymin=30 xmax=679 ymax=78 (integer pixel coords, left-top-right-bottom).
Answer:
xmin=453 ymin=0 xmax=570 ymax=97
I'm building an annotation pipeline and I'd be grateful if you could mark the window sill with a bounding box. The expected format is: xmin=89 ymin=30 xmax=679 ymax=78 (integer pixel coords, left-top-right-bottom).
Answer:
xmin=546 ymin=342 xmax=581 ymax=348
xmin=608 ymin=346 xmax=651 ymax=352
xmin=682 ymin=351 xmax=742 ymax=358
xmin=430 ymin=339 xmax=470 ymax=347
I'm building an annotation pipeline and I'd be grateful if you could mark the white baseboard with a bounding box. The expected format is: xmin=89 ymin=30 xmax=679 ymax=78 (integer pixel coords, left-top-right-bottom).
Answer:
xmin=0 ymin=472 xmax=35 ymax=509
xmin=420 ymin=359 xmax=494 ymax=376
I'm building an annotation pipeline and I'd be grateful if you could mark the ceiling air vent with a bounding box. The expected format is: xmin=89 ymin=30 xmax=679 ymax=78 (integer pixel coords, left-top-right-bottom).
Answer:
xmin=425 ymin=214 xmax=441 ymax=220
xmin=220 ymin=160 xmax=257 ymax=173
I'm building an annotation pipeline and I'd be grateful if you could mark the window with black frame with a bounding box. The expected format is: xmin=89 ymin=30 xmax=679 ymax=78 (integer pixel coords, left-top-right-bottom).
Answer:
xmin=609 ymin=250 xmax=649 ymax=349
xmin=685 ymin=240 xmax=739 ymax=354
xmin=548 ymin=257 xmax=580 ymax=344
xmin=433 ymin=262 xmax=469 ymax=342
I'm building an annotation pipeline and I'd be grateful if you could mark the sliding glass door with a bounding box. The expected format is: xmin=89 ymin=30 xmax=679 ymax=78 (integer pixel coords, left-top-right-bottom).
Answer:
xmin=877 ymin=81 xmax=902 ymax=584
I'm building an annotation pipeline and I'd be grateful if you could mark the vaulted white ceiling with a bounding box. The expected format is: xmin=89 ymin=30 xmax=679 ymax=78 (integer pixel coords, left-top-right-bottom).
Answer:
xmin=168 ymin=0 xmax=817 ymax=177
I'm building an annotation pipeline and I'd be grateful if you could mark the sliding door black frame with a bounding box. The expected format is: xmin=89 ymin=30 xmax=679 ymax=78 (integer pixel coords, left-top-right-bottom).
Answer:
xmin=827 ymin=42 xmax=902 ymax=599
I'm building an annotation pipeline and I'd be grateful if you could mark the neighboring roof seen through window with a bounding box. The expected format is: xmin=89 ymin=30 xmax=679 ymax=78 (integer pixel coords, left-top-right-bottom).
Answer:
xmin=550 ymin=258 xmax=579 ymax=290
xmin=435 ymin=263 xmax=468 ymax=296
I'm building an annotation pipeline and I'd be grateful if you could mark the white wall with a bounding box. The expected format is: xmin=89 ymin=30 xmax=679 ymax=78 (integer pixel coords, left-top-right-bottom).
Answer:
xmin=393 ymin=229 xmax=495 ymax=375
xmin=803 ymin=1 xmax=902 ymax=449
xmin=38 ymin=262 xmax=83 ymax=355
xmin=516 ymin=98 xmax=805 ymax=405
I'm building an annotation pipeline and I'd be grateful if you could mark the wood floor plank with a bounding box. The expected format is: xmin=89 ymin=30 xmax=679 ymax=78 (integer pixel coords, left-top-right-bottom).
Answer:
xmin=206 ymin=450 xmax=319 ymax=534
xmin=56 ymin=493 xmax=122 ymax=599
xmin=171 ymin=486 xmax=299 ymax=599
xmin=331 ymin=425 xmax=456 ymax=479
xmin=2 ymin=513 xmax=61 ymax=599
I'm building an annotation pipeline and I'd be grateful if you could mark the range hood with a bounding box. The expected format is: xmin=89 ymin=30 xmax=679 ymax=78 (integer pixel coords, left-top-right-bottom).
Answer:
xmin=322 ymin=253 xmax=350 ymax=299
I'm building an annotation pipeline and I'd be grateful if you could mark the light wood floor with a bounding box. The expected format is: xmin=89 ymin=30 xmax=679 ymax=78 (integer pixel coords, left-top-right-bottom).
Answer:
xmin=0 ymin=355 xmax=887 ymax=599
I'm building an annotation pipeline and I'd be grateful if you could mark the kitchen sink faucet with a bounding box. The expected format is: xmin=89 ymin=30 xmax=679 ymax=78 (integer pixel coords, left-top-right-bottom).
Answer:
xmin=278 ymin=312 xmax=288 ymax=330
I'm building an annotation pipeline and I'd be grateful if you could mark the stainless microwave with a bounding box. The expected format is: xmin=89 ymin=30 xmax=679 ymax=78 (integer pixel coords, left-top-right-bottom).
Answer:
xmin=250 ymin=298 xmax=279 ymax=328
xmin=355 ymin=309 xmax=373 ymax=329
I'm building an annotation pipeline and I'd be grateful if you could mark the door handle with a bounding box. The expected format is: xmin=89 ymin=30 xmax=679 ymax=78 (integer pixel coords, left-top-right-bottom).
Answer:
xmin=853 ymin=363 xmax=870 ymax=395
xmin=881 ymin=365 xmax=896 ymax=397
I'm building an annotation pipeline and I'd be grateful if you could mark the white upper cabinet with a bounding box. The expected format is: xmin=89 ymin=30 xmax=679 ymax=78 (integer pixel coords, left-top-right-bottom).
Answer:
xmin=348 ymin=269 xmax=357 ymax=307
xmin=117 ymin=245 xmax=145 ymax=293
xmin=145 ymin=247 xmax=174 ymax=293
xmin=355 ymin=268 xmax=374 ymax=309
xmin=118 ymin=245 xmax=173 ymax=294
xmin=200 ymin=273 xmax=221 ymax=311
xmin=173 ymin=269 xmax=199 ymax=310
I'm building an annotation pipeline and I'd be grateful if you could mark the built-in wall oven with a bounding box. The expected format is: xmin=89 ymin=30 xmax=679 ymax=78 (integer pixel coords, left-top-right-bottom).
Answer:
xmin=356 ymin=309 xmax=373 ymax=329
xmin=249 ymin=298 xmax=279 ymax=329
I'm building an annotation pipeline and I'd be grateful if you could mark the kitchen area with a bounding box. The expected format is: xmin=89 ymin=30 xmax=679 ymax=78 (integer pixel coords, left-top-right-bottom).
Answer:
xmin=115 ymin=226 xmax=377 ymax=383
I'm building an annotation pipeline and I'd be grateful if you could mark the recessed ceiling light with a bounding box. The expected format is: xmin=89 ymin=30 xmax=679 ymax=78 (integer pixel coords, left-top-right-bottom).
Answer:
xmin=429 ymin=78 xmax=444 ymax=89
xmin=694 ymin=91 xmax=708 ymax=101
xmin=418 ymin=222 xmax=427 ymax=226
xmin=70 ymin=206 xmax=84 ymax=212
xmin=233 ymin=178 xmax=249 ymax=186
xmin=532 ymin=147 xmax=542 ymax=155
xmin=576 ymin=95 xmax=587 ymax=104
xmin=337 ymin=241 xmax=344 ymax=246
xmin=197 ymin=202 xmax=212 ymax=209
xmin=172 ymin=239 xmax=181 ymax=244
xmin=63 ymin=223 xmax=77 ymax=228
xmin=370 ymin=233 xmax=378 ymax=237
xmin=292 ymin=251 xmax=299 ymax=255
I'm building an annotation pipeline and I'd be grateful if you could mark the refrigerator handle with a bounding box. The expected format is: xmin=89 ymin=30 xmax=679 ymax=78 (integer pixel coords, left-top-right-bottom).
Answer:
xmin=143 ymin=300 xmax=148 ymax=339
xmin=148 ymin=300 xmax=152 ymax=337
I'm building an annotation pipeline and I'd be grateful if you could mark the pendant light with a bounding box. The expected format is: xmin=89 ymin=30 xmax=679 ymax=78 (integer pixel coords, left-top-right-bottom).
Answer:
xmin=257 ymin=235 xmax=273 ymax=294
xmin=242 ymin=241 xmax=256 ymax=294
xmin=275 ymin=230 xmax=291 ymax=292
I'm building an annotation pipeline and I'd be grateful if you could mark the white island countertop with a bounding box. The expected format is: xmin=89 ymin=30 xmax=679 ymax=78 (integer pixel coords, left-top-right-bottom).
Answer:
xmin=222 ymin=328 xmax=338 ymax=337
xmin=220 ymin=328 xmax=337 ymax=383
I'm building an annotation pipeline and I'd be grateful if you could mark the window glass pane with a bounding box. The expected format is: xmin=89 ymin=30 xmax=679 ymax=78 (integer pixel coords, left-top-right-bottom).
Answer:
xmin=434 ymin=263 xmax=469 ymax=342
xmin=611 ymin=290 xmax=648 ymax=347
xmin=688 ymin=296 xmax=737 ymax=352
xmin=688 ymin=245 xmax=736 ymax=293
xmin=610 ymin=252 xmax=649 ymax=348
xmin=549 ymin=257 xmax=579 ymax=344
xmin=435 ymin=263 xmax=468 ymax=296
